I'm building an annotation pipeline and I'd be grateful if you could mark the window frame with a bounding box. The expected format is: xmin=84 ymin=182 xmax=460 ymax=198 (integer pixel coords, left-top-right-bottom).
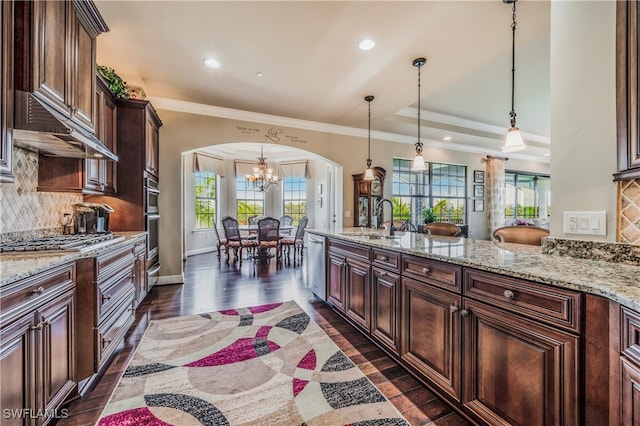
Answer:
xmin=194 ymin=171 xmax=218 ymax=229
xmin=282 ymin=176 xmax=307 ymax=225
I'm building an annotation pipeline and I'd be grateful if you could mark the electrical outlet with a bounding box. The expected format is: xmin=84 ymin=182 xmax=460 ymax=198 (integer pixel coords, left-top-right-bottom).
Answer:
xmin=563 ymin=211 xmax=606 ymax=235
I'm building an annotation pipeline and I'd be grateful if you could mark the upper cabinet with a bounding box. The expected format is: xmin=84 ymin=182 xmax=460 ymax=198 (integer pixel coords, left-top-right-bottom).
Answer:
xmin=614 ymin=1 xmax=640 ymax=181
xmin=13 ymin=0 xmax=108 ymax=133
xmin=0 ymin=1 xmax=14 ymax=182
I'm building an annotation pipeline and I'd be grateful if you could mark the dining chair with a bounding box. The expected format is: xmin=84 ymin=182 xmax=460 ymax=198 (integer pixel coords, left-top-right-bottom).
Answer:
xmin=424 ymin=222 xmax=462 ymax=237
xmin=212 ymin=225 xmax=227 ymax=261
xmin=222 ymin=216 xmax=257 ymax=263
xmin=280 ymin=215 xmax=308 ymax=263
xmin=256 ymin=217 xmax=281 ymax=262
xmin=279 ymin=215 xmax=294 ymax=235
xmin=492 ymin=226 xmax=550 ymax=246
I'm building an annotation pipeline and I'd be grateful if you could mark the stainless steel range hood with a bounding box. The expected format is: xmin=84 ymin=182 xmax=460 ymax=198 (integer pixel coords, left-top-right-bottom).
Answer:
xmin=13 ymin=91 xmax=118 ymax=161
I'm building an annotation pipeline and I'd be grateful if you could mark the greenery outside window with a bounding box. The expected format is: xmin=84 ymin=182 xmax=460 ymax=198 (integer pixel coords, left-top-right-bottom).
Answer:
xmin=236 ymin=176 xmax=264 ymax=225
xmin=505 ymin=171 xmax=550 ymax=219
xmin=283 ymin=177 xmax=307 ymax=225
xmin=392 ymin=159 xmax=467 ymax=227
xmin=195 ymin=171 xmax=217 ymax=229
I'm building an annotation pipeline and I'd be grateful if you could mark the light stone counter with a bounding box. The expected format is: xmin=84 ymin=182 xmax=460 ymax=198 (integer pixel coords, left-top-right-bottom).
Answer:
xmin=0 ymin=231 xmax=146 ymax=287
xmin=307 ymin=227 xmax=640 ymax=312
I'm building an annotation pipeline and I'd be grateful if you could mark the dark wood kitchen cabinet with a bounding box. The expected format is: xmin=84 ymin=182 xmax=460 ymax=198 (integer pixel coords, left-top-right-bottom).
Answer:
xmin=371 ymin=248 xmax=401 ymax=353
xmin=1 ymin=0 xmax=14 ymax=183
xmin=84 ymin=75 xmax=117 ymax=195
xmin=13 ymin=0 xmax=107 ymax=133
xmin=614 ymin=0 xmax=640 ymax=181
xmin=0 ymin=263 xmax=76 ymax=426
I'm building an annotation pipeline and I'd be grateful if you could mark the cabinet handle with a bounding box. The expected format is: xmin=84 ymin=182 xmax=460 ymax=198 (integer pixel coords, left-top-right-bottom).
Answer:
xmin=30 ymin=321 xmax=45 ymax=330
xmin=450 ymin=305 xmax=459 ymax=313
xmin=460 ymin=309 xmax=470 ymax=317
xmin=31 ymin=286 xmax=45 ymax=295
xmin=380 ymin=256 xmax=388 ymax=262
xmin=103 ymin=337 xmax=113 ymax=345
xmin=379 ymin=271 xmax=387 ymax=277
xmin=422 ymin=267 xmax=430 ymax=274
xmin=102 ymin=294 xmax=112 ymax=302
xmin=504 ymin=290 xmax=515 ymax=300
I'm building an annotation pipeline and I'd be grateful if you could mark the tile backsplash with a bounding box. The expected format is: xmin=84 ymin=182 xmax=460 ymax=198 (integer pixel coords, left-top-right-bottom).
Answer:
xmin=619 ymin=179 xmax=640 ymax=245
xmin=0 ymin=147 xmax=81 ymax=239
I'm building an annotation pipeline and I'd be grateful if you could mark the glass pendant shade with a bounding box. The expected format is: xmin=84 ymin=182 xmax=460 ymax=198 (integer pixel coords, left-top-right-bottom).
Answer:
xmin=411 ymin=153 xmax=427 ymax=171
xmin=364 ymin=167 xmax=375 ymax=180
xmin=502 ymin=126 xmax=526 ymax=152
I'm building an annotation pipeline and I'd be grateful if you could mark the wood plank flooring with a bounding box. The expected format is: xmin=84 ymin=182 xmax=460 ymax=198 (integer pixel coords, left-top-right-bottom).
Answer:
xmin=56 ymin=251 xmax=471 ymax=426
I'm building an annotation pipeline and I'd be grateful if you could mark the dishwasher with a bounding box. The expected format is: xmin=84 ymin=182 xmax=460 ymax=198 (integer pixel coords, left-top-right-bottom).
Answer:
xmin=306 ymin=234 xmax=326 ymax=300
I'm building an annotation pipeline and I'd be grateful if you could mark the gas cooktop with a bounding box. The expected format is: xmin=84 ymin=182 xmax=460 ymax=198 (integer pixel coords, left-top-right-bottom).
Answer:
xmin=0 ymin=233 xmax=125 ymax=253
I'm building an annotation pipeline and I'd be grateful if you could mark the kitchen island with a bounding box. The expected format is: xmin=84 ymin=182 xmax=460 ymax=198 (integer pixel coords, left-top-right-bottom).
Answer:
xmin=307 ymin=227 xmax=640 ymax=426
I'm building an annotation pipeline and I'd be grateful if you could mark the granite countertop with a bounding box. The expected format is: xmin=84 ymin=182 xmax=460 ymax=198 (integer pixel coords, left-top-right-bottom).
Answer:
xmin=308 ymin=227 xmax=640 ymax=312
xmin=0 ymin=231 xmax=146 ymax=288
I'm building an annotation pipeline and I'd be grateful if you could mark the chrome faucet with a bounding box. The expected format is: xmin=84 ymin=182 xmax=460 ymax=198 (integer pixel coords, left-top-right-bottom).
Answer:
xmin=376 ymin=198 xmax=395 ymax=236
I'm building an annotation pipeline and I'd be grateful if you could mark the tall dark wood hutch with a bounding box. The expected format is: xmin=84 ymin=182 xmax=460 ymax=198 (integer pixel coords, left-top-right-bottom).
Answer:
xmin=353 ymin=166 xmax=385 ymax=228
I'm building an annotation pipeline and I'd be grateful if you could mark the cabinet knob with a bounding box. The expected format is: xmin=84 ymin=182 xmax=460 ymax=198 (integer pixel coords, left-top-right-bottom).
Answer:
xmin=102 ymin=294 xmax=112 ymax=302
xmin=450 ymin=305 xmax=459 ymax=313
xmin=103 ymin=337 xmax=113 ymax=345
xmin=379 ymin=271 xmax=387 ymax=277
xmin=460 ymin=309 xmax=470 ymax=318
xmin=30 ymin=321 xmax=44 ymax=330
xmin=422 ymin=267 xmax=430 ymax=274
xmin=31 ymin=286 xmax=45 ymax=295
xmin=380 ymin=256 xmax=388 ymax=262
xmin=503 ymin=290 xmax=515 ymax=300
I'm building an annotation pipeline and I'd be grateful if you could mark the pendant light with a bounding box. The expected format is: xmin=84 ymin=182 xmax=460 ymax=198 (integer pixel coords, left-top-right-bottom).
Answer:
xmin=411 ymin=57 xmax=427 ymax=171
xmin=363 ymin=95 xmax=375 ymax=180
xmin=502 ymin=0 xmax=526 ymax=152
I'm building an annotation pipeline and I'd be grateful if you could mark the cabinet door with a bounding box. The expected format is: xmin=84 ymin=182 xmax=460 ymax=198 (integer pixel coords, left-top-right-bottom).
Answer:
xmin=145 ymin=116 xmax=159 ymax=176
xmin=133 ymin=241 xmax=148 ymax=307
xmin=401 ymin=277 xmax=461 ymax=400
xmin=0 ymin=314 xmax=35 ymax=426
xmin=345 ymin=257 xmax=370 ymax=331
xmin=38 ymin=291 xmax=75 ymax=421
xmin=1 ymin=0 xmax=13 ymax=182
xmin=31 ymin=0 xmax=68 ymax=116
xmin=461 ymin=299 xmax=579 ymax=426
xmin=371 ymin=267 xmax=400 ymax=353
xmin=328 ymin=252 xmax=346 ymax=312
xmin=621 ymin=357 xmax=640 ymax=426
xmin=70 ymin=8 xmax=96 ymax=132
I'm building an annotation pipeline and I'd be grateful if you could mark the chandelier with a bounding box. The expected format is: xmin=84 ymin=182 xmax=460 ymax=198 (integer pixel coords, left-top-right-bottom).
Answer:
xmin=245 ymin=146 xmax=280 ymax=192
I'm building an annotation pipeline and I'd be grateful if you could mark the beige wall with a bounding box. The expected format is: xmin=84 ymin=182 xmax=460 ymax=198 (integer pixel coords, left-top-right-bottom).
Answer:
xmin=549 ymin=0 xmax=617 ymax=240
xmin=157 ymin=109 xmax=548 ymax=281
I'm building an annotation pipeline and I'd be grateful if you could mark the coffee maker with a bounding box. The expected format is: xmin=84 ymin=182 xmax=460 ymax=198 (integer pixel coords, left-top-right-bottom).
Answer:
xmin=72 ymin=202 xmax=114 ymax=234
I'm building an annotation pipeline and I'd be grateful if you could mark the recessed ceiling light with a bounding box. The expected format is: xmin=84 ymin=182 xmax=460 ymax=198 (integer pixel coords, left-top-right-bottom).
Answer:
xmin=358 ymin=38 xmax=375 ymax=51
xmin=203 ymin=58 xmax=221 ymax=69
xmin=256 ymin=72 xmax=264 ymax=78
xmin=443 ymin=136 xmax=452 ymax=141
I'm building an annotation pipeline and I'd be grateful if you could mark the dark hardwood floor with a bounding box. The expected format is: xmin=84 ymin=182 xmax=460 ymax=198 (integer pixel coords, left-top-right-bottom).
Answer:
xmin=57 ymin=251 xmax=471 ymax=426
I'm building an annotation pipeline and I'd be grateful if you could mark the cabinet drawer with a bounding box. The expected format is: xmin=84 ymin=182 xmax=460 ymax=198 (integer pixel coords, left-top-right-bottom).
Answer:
xmin=96 ymin=242 xmax=135 ymax=282
xmin=96 ymin=288 xmax=135 ymax=368
xmin=0 ymin=263 xmax=75 ymax=323
xmin=622 ymin=307 xmax=640 ymax=365
xmin=372 ymin=248 xmax=400 ymax=272
xmin=97 ymin=271 xmax=134 ymax=323
xmin=402 ymin=255 xmax=461 ymax=293
xmin=463 ymin=268 xmax=582 ymax=333
xmin=328 ymin=239 xmax=370 ymax=261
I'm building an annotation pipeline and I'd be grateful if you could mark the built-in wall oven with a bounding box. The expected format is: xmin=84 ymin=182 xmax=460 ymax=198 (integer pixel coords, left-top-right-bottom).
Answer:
xmin=145 ymin=174 xmax=160 ymax=286
xmin=145 ymin=177 xmax=159 ymax=214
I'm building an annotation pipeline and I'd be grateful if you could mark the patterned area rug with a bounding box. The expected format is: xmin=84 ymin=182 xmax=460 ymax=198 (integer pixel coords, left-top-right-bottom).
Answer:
xmin=97 ymin=300 xmax=409 ymax=425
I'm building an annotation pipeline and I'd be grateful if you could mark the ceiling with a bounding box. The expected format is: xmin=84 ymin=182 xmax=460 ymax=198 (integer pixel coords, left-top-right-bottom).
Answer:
xmin=94 ymin=1 xmax=551 ymax=162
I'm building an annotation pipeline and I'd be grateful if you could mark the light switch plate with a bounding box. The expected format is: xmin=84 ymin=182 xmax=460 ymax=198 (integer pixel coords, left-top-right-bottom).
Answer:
xmin=563 ymin=211 xmax=606 ymax=235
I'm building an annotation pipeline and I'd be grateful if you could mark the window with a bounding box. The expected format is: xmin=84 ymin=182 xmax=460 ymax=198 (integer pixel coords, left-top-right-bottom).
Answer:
xmin=392 ymin=159 xmax=467 ymax=226
xmin=195 ymin=171 xmax=217 ymax=228
xmin=505 ymin=171 xmax=550 ymax=219
xmin=282 ymin=177 xmax=307 ymax=224
xmin=236 ymin=176 xmax=264 ymax=225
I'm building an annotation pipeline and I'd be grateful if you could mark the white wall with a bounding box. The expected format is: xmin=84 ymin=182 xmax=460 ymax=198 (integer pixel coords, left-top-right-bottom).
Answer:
xmin=549 ymin=1 xmax=617 ymax=240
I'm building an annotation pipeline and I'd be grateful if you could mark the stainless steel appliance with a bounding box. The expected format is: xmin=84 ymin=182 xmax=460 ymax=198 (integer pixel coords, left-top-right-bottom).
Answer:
xmin=0 ymin=233 xmax=125 ymax=253
xmin=73 ymin=202 xmax=114 ymax=234
xmin=306 ymin=234 xmax=326 ymax=300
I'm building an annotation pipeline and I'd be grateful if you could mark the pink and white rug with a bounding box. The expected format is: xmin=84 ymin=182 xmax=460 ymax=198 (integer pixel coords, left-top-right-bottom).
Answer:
xmin=97 ymin=300 xmax=409 ymax=425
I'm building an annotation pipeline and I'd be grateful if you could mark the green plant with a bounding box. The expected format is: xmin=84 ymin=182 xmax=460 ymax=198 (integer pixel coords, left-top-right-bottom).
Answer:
xmin=98 ymin=65 xmax=130 ymax=99
xmin=422 ymin=207 xmax=436 ymax=224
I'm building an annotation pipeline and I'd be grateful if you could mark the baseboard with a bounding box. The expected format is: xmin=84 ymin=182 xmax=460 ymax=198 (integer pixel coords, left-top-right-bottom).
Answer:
xmin=185 ymin=247 xmax=216 ymax=257
xmin=156 ymin=274 xmax=184 ymax=285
